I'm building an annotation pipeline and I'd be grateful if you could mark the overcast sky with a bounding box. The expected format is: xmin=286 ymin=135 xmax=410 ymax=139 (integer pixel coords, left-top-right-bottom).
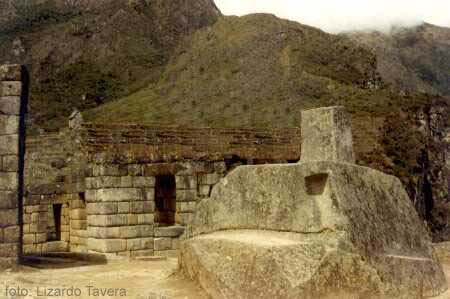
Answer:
xmin=214 ymin=0 xmax=450 ymax=33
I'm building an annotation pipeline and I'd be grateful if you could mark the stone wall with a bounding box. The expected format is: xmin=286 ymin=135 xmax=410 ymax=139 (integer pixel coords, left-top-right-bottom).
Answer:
xmin=23 ymin=129 xmax=88 ymax=255
xmin=0 ymin=65 xmax=26 ymax=266
xmin=20 ymin=122 xmax=302 ymax=258
xmin=80 ymin=123 xmax=301 ymax=161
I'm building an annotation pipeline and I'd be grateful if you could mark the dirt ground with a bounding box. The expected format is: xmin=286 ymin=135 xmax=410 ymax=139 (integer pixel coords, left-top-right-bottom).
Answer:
xmin=0 ymin=256 xmax=208 ymax=299
xmin=0 ymin=255 xmax=449 ymax=299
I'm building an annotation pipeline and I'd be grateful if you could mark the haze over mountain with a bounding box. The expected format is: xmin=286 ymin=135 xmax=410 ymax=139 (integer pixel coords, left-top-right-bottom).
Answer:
xmin=214 ymin=0 xmax=450 ymax=33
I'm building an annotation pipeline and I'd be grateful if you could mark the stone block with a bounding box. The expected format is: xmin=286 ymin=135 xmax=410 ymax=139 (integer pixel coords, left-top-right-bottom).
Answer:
xmin=35 ymin=233 xmax=47 ymax=243
xmin=23 ymin=244 xmax=36 ymax=255
xmin=0 ymin=191 xmax=18 ymax=209
xmin=126 ymin=238 xmax=154 ymax=251
xmin=3 ymin=225 xmax=19 ymax=243
xmin=86 ymin=202 xmax=118 ymax=215
xmin=128 ymin=164 xmax=142 ymax=176
xmin=138 ymin=213 xmax=154 ymax=225
xmin=0 ymin=81 xmax=22 ymax=96
xmin=0 ymin=209 xmax=18 ymax=227
xmin=120 ymin=176 xmax=133 ymax=188
xmin=1 ymin=155 xmax=18 ymax=172
xmin=71 ymin=199 xmax=86 ymax=209
xmin=23 ymin=233 xmax=35 ymax=244
xmin=154 ymin=226 xmax=185 ymax=238
xmin=133 ymin=176 xmax=156 ymax=188
xmin=0 ymin=135 xmax=18 ymax=155
xmin=130 ymin=201 xmax=145 ymax=213
xmin=177 ymin=202 xmax=196 ymax=213
xmin=0 ymin=115 xmax=19 ymax=135
xmin=95 ymin=188 xmax=143 ymax=202
xmin=45 ymin=241 xmax=69 ymax=252
xmin=199 ymin=173 xmax=221 ymax=185
xmin=154 ymin=237 xmax=171 ymax=251
xmin=87 ymin=238 xmax=126 ymax=253
xmin=144 ymin=188 xmax=155 ymax=201
xmin=87 ymin=214 xmax=127 ymax=227
xmin=175 ymin=213 xmax=192 ymax=226
xmin=61 ymin=232 xmax=70 ymax=242
xmin=0 ymin=65 xmax=21 ymax=81
xmin=0 ymin=243 xmax=19 ymax=257
xmin=71 ymin=229 xmax=88 ymax=238
xmin=138 ymin=225 xmax=154 ymax=237
xmin=154 ymin=250 xmax=177 ymax=258
xmin=118 ymin=226 xmax=135 ymax=239
xmin=301 ymin=106 xmax=355 ymax=163
xmin=120 ymin=225 xmax=152 ymax=239
xmin=143 ymin=201 xmax=155 ymax=213
xmin=127 ymin=214 xmax=138 ymax=225
xmin=118 ymin=202 xmax=130 ymax=214
xmin=198 ymin=185 xmax=211 ymax=197
xmin=85 ymin=189 xmax=96 ymax=202
xmin=214 ymin=162 xmax=227 ymax=174
xmin=176 ymin=190 xmax=197 ymax=202
xmin=99 ymin=165 xmax=127 ymax=177
xmin=70 ymin=208 xmax=87 ymax=220
xmin=85 ymin=177 xmax=96 ymax=189
xmin=0 ymin=172 xmax=18 ymax=191
xmin=171 ymin=239 xmax=180 ymax=250
xmin=176 ymin=175 xmax=197 ymax=190
xmin=70 ymin=236 xmax=86 ymax=245
xmin=95 ymin=176 xmax=121 ymax=189
xmin=31 ymin=212 xmax=39 ymax=222
xmin=88 ymin=226 xmax=121 ymax=239
xmin=0 ymin=96 xmax=20 ymax=115
xmin=71 ymin=220 xmax=87 ymax=230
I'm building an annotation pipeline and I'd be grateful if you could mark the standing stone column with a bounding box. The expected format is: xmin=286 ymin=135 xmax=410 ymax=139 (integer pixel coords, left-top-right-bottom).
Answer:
xmin=0 ymin=65 xmax=27 ymax=266
xmin=301 ymin=106 xmax=355 ymax=163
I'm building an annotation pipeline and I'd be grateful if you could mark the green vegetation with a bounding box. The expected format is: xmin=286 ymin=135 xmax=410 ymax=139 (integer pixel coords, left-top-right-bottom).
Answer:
xmin=31 ymin=62 xmax=125 ymax=132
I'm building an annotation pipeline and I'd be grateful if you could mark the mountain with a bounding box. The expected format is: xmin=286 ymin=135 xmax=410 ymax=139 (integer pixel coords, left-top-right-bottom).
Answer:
xmin=345 ymin=23 xmax=450 ymax=96
xmin=0 ymin=0 xmax=220 ymax=131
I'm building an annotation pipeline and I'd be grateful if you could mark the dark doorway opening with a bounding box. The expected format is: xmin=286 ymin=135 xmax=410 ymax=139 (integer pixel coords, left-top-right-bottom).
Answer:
xmin=49 ymin=204 xmax=62 ymax=241
xmin=155 ymin=175 xmax=176 ymax=226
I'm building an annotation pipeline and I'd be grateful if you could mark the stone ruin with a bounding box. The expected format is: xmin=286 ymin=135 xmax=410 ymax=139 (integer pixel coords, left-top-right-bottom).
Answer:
xmin=0 ymin=65 xmax=26 ymax=267
xmin=1 ymin=64 xmax=303 ymax=262
xmin=179 ymin=106 xmax=448 ymax=298
xmin=0 ymin=65 xmax=447 ymax=298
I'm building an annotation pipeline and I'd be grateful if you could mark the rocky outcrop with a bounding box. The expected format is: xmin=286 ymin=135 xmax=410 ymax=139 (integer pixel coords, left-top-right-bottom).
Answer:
xmin=179 ymin=107 xmax=447 ymax=299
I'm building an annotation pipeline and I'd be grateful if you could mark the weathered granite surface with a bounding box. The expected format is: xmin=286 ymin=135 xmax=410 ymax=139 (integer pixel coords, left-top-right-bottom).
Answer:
xmin=179 ymin=107 xmax=447 ymax=299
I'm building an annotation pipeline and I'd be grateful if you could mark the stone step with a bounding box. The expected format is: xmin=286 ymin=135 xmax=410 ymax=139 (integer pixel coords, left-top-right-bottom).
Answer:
xmin=154 ymin=226 xmax=185 ymax=237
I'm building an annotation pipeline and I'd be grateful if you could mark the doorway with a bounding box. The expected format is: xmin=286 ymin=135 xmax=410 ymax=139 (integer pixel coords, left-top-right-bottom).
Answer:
xmin=155 ymin=175 xmax=176 ymax=226
xmin=49 ymin=204 xmax=62 ymax=241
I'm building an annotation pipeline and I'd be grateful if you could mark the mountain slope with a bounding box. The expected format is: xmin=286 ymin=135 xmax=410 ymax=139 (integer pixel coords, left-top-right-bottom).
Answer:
xmin=345 ymin=23 xmax=450 ymax=96
xmin=86 ymin=14 xmax=383 ymax=127
xmin=0 ymin=0 xmax=220 ymax=131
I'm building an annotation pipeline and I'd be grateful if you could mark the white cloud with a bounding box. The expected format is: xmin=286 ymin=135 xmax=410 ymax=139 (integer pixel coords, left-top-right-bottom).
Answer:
xmin=214 ymin=0 xmax=450 ymax=33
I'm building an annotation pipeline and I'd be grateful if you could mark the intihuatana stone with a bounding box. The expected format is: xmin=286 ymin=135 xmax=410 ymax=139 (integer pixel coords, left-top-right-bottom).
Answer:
xmin=179 ymin=107 xmax=447 ymax=299
xmin=301 ymin=106 xmax=355 ymax=163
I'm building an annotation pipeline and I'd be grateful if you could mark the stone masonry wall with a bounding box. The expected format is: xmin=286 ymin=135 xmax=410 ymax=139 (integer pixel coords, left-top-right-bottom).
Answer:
xmin=0 ymin=65 xmax=26 ymax=266
xmin=23 ymin=129 xmax=88 ymax=255
xmin=85 ymin=162 xmax=156 ymax=258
